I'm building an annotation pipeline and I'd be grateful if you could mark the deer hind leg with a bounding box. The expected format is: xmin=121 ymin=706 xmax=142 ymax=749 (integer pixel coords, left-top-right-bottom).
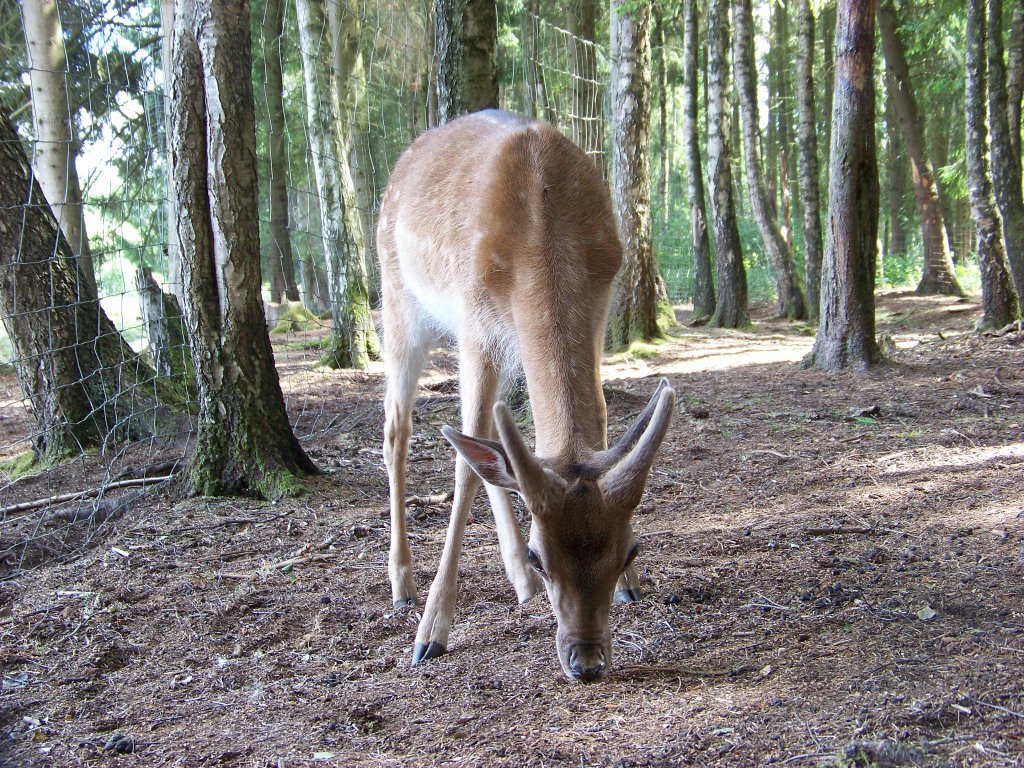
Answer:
xmin=614 ymin=523 xmax=642 ymax=603
xmin=382 ymin=304 xmax=431 ymax=609
xmin=413 ymin=338 xmax=503 ymax=663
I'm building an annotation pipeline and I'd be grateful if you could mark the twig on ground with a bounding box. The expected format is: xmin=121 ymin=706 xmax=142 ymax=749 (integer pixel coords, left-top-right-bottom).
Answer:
xmin=405 ymin=491 xmax=453 ymax=508
xmin=0 ymin=476 xmax=173 ymax=518
xmin=803 ymin=526 xmax=874 ymax=536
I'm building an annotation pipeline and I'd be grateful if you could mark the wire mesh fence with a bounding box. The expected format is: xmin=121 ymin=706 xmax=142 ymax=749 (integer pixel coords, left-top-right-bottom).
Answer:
xmin=0 ymin=0 xmax=618 ymax=577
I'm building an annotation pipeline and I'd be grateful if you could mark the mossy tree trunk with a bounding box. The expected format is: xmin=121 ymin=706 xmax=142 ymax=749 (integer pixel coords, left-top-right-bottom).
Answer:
xmin=877 ymin=0 xmax=964 ymax=297
xmin=733 ymin=0 xmax=807 ymax=320
xmin=805 ymin=0 xmax=882 ymax=371
xmin=295 ymin=0 xmax=379 ymax=369
xmin=263 ymin=0 xmax=301 ymax=304
xmin=707 ymin=0 xmax=749 ymax=329
xmin=965 ymin=0 xmax=1020 ymax=328
xmin=609 ymin=0 xmax=671 ymax=346
xmin=171 ymin=0 xmax=316 ymax=499
xmin=684 ymin=0 xmax=715 ymax=322
xmin=0 ymin=112 xmax=163 ymax=466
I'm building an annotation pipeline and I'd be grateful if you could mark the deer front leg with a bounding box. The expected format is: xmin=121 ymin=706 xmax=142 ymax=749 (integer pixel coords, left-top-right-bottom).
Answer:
xmin=484 ymin=483 xmax=542 ymax=603
xmin=412 ymin=340 xmax=498 ymax=664
xmin=383 ymin=387 xmax=420 ymax=609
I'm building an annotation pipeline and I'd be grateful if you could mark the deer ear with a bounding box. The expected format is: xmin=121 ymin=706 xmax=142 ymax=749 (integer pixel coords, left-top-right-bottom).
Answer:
xmin=441 ymin=426 xmax=520 ymax=492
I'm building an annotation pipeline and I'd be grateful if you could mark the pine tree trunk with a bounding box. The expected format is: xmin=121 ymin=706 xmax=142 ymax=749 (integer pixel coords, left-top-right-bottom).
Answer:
xmin=654 ymin=4 xmax=669 ymax=217
xmin=434 ymin=0 xmax=498 ymax=123
xmin=821 ymin=1 xmax=836 ymax=174
xmin=610 ymin=0 xmax=669 ymax=345
xmin=684 ymin=0 xmax=715 ymax=322
xmin=21 ymin=0 xmax=96 ymax=297
xmin=774 ymin=1 xmax=796 ymax=251
xmin=986 ymin=0 xmax=1024 ymax=306
xmin=796 ymin=0 xmax=823 ymax=319
xmin=806 ymin=0 xmax=882 ymax=371
xmin=966 ymin=0 xmax=1021 ymax=328
xmin=171 ymin=0 xmax=316 ymax=499
xmin=263 ymin=0 xmax=300 ymax=304
xmin=886 ymin=86 xmax=909 ymax=259
xmin=0 ymin=112 xmax=163 ymax=466
xmin=568 ymin=0 xmax=605 ymax=170
xmin=295 ymin=0 xmax=379 ymax=369
xmin=733 ymin=0 xmax=807 ymax=320
xmin=877 ymin=0 xmax=964 ymax=297
xmin=707 ymin=0 xmax=749 ymax=328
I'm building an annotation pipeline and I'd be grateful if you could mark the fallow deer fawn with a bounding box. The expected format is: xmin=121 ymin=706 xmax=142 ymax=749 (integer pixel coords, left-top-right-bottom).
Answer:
xmin=378 ymin=110 xmax=675 ymax=681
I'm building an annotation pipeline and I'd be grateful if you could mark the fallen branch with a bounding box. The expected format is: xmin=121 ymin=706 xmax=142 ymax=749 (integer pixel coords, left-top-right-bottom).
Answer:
xmin=986 ymin=320 xmax=1023 ymax=338
xmin=0 ymin=475 xmax=173 ymax=518
xmin=405 ymin=491 xmax=453 ymax=508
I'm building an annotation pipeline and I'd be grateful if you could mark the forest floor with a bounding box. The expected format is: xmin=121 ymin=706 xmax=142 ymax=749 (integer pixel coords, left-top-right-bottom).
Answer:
xmin=0 ymin=289 xmax=1022 ymax=767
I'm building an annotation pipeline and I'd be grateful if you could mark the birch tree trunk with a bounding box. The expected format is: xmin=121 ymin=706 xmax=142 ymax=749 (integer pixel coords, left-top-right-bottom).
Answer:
xmin=160 ymin=0 xmax=182 ymax=299
xmin=707 ymin=0 xmax=749 ymax=328
xmin=263 ymin=0 xmax=301 ymax=303
xmin=171 ymin=0 xmax=316 ymax=498
xmin=806 ymin=0 xmax=882 ymax=370
xmin=733 ymin=0 xmax=807 ymax=320
xmin=295 ymin=0 xmax=379 ymax=369
xmin=21 ymin=0 xmax=96 ymax=297
xmin=684 ymin=0 xmax=715 ymax=321
xmin=966 ymin=0 xmax=1020 ymax=328
xmin=877 ymin=0 xmax=964 ymax=297
xmin=986 ymin=0 xmax=1024 ymax=306
xmin=610 ymin=0 xmax=670 ymax=345
xmin=797 ymin=0 xmax=823 ymax=319
xmin=0 ymin=112 xmax=163 ymax=466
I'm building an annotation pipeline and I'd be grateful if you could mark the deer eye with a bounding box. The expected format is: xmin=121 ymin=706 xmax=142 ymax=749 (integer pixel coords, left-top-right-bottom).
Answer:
xmin=526 ymin=548 xmax=546 ymax=575
xmin=623 ymin=543 xmax=640 ymax=571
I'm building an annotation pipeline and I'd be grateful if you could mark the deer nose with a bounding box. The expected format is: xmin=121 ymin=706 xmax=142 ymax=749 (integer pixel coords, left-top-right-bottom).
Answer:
xmin=568 ymin=643 xmax=607 ymax=682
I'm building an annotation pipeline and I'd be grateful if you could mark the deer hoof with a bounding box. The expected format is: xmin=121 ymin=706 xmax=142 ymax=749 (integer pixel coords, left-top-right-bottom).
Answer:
xmin=412 ymin=641 xmax=446 ymax=665
xmin=613 ymin=588 xmax=641 ymax=604
xmin=393 ymin=598 xmax=417 ymax=609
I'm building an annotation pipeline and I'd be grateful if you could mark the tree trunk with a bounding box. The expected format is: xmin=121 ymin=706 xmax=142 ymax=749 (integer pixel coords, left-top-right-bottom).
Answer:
xmin=610 ymin=0 xmax=669 ymax=345
xmin=522 ymin=0 xmax=555 ymax=123
xmin=295 ymin=0 xmax=379 ymax=369
xmin=0 ymin=112 xmax=163 ymax=466
xmin=171 ymin=0 xmax=316 ymax=499
xmin=796 ymin=0 xmax=824 ymax=319
xmin=568 ymin=0 xmax=605 ymax=170
xmin=263 ymin=0 xmax=300 ymax=304
xmin=806 ymin=0 xmax=882 ymax=370
xmin=877 ymin=0 xmax=964 ymax=296
xmin=160 ymin=0 xmax=182 ymax=299
xmin=329 ymin=0 xmax=380 ymax=305
xmin=135 ymin=266 xmax=193 ymax=382
xmin=821 ymin=0 xmax=836 ymax=175
xmin=966 ymin=0 xmax=1021 ymax=328
xmin=684 ymin=0 xmax=715 ymax=322
xmin=654 ymin=4 xmax=669 ymax=218
xmin=886 ymin=84 xmax=909 ymax=260
xmin=21 ymin=0 xmax=96 ymax=297
xmin=434 ymin=0 xmax=498 ymax=124
xmin=733 ymin=0 xmax=807 ymax=320
xmin=986 ymin=0 xmax=1024 ymax=305
xmin=707 ymin=0 xmax=749 ymax=328
xmin=773 ymin=1 xmax=796 ymax=251
xmin=1006 ymin=1 xmax=1024 ymax=168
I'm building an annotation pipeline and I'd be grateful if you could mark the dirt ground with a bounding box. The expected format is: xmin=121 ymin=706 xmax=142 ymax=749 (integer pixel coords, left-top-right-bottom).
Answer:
xmin=1 ymin=290 xmax=1022 ymax=767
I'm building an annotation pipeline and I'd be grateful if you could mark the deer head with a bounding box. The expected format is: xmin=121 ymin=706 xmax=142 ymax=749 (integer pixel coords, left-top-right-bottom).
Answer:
xmin=442 ymin=379 xmax=675 ymax=681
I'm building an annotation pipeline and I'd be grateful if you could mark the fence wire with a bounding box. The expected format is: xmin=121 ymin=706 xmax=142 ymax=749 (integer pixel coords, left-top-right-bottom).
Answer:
xmin=0 ymin=0 xmax=612 ymax=577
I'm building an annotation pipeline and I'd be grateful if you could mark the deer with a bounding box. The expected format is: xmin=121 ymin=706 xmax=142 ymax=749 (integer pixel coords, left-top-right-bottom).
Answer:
xmin=377 ymin=109 xmax=675 ymax=682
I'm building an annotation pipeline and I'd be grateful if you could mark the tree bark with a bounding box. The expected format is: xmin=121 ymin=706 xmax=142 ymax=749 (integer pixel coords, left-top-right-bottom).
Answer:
xmin=0 ymin=112 xmax=163 ymax=465
xmin=160 ymin=0 xmax=182 ymax=299
xmin=877 ymin=0 xmax=964 ymax=296
xmin=654 ymin=4 xmax=669 ymax=217
xmin=610 ymin=0 xmax=670 ymax=345
xmin=684 ymin=0 xmax=715 ymax=321
xmin=171 ymin=0 xmax=316 ymax=498
xmin=1006 ymin=1 xmax=1024 ymax=167
xmin=821 ymin=0 xmax=836 ymax=174
xmin=295 ymin=0 xmax=379 ymax=369
xmin=885 ymin=83 xmax=909 ymax=260
xmin=707 ymin=0 xmax=749 ymax=328
xmin=434 ymin=0 xmax=498 ymax=124
xmin=796 ymin=0 xmax=823 ymax=319
xmin=135 ymin=266 xmax=192 ymax=381
xmin=733 ymin=0 xmax=807 ymax=320
xmin=806 ymin=0 xmax=882 ymax=370
xmin=568 ymin=0 xmax=605 ymax=170
xmin=21 ymin=0 xmax=96 ymax=297
xmin=986 ymin=0 xmax=1024 ymax=306
xmin=966 ymin=0 xmax=1021 ymax=328
xmin=262 ymin=0 xmax=300 ymax=304
xmin=773 ymin=1 xmax=796 ymax=251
